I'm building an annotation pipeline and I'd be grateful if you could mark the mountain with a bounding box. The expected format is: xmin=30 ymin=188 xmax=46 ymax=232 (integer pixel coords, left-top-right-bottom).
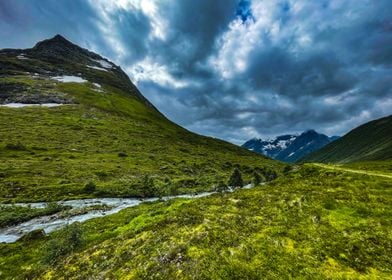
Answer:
xmin=302 ymin=115 xmax=392 ymax=163
xmin=0 ymin=34 xmax=153 ymax=109
xmin=0 ymin=35 xmax=283 ymax=202
xmin=243 ymin=135 xmax=297 ymax=159
xmin=1 ymin=35 xmax=391 ymax=280
xmin=242 ymin=130 xmax=339 ymax=162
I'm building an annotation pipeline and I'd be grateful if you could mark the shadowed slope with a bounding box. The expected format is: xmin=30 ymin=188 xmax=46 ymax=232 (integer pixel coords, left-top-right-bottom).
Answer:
xmin=302 ymin=115 xmax=392 ymax=163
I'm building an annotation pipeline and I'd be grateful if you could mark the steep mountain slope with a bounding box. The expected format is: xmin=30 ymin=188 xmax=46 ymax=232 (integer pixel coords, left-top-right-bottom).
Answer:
xmin=242 ymin=130 xmax=338 ymax=162
xmin=0 ymin=35 xmax=282 ymax=202
xmin=302 ymin=115 xmax=392 ymax=163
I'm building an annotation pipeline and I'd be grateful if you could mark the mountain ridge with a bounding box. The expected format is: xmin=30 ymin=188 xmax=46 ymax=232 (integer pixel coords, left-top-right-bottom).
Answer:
xmin=302 ymin=115 xmax=392 ymax=163
xmin=32 ymin=34 xmax=100 ymax=60
xmin=243 ymin=130 xmax=339 ymax=162
xmin=0 ymin=35 xmax=282 ymax=202
xmin=0 ymin=34 xmax=159 ymax=112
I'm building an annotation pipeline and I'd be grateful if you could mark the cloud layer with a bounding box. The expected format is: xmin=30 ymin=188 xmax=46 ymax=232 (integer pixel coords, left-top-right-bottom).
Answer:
xmin=1 ymin=0 xmax=391 ymax=144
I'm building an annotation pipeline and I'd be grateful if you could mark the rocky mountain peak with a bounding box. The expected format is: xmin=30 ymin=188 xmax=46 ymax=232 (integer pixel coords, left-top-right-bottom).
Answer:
xmin=33 ymin=34 xmax=76 ymax=50
xmin=302 ymin=129 xmax=318 ymax=136
xmin=30 ymin=34 xmax=100 ymax=61
xmin=48 ymin=34 xmax=69 ymax=43
xmin=242 ymin=130 xmax=339 ymax=162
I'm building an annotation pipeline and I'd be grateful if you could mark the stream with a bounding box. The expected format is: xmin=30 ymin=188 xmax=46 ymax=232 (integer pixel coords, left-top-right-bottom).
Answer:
xmin=0 ymin=184 xmax=252 ymax=243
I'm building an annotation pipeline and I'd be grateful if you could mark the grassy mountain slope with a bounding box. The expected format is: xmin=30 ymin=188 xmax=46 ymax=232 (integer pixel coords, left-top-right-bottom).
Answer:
xmin=302 ymin=115 xmax=392 ymax=163
xmin=1 ymin=163 xmax=391 ymax=279
xmin=0 ymin=35 xmax=282 ymax=202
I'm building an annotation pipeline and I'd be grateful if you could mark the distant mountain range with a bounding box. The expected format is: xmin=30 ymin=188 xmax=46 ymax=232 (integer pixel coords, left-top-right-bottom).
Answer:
xmin=242 ymin=130 xmax=339 ymax=162
xmin=302 ymin=115 xmax=392 ymax=163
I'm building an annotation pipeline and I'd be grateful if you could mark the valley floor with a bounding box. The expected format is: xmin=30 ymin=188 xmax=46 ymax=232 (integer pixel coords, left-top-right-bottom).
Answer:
xmin=0 ymin=162 xmax=391 ymax=279
xmin=312 ymin=163 xmax=392 ymax=179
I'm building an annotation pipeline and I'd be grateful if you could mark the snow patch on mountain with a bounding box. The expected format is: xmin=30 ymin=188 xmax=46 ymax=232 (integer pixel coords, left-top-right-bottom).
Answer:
xmin=242 ymin=130 xmax=339 ymax=163
xmin=0 ymin=103 xmax=65 ymax=108
xmin=91 ymin=59 xmax=113 ymax=69
xmin=16 ymin=54 xmax=28 ymax=60
xmin=52 ymin=75 xmax=87 ymax=83
xmin=87 ymin=65 xmax=108 ymax=72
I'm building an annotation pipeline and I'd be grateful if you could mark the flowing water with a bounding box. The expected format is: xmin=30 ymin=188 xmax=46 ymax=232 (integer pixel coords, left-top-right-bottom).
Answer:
xmin=0 ymin=185 xmax=252 ymax=243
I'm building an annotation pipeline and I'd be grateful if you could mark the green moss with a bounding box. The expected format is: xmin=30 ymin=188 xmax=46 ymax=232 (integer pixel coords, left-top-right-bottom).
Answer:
xmin=0 ymin=203 xmax=67 ymax=227
xmin=1 ymin=45 xmax=390 ymax=279
xmin=0 ymin=164 xmax=391 ymax=279
xmin=302 ymin=114 xmax=392 ymax=163
xmin=0 ymin=80 xmax=281 ymax=202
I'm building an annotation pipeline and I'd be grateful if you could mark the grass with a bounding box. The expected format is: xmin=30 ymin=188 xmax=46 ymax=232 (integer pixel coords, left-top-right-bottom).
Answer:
xmin=312 ymin=162 xmax=392 ymax=179
xmin=344 ymin=160 xmax=392 ymax=173
xmin=0 ymin=163 xmax=391 ymax=279
xmin=0 ymin=75 xmax=282 ymax=203
xmin=0 ymin=203 xmax=67 ymax=228
xmin=1 ymin=40 xmax=390 ymax=279
xmin=303 ymin=115 xmax=392 ymax=163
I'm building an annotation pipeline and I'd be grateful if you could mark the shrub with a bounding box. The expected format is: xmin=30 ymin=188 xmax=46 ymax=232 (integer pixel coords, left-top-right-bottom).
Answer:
xmin=222 ymin=161 xmax=232 ymax=170
xmin=118 ymin=152 xmax=128 ymax=158
xmin=179 ymin=147 xmax=190 ymax=153
xmin=259 ymin=167 xmax=278 ymax=181
xmin=140 ymin=175 xmax=156 ymax=197
xmin=283 ymin=165 xmax=293 ymax=175
xmin=95 ymin=171 xmax=109 ymax=178
xmin=323 ymin=198 xmax=337 ymax=210
xmin=177 ymin=178 xmax=197 ymax=187
xmin=5 ymin=142 xmax=26 ymax=151
xmin=19 ymin=229 xmax=46 ymax=241
xmin=267 ymin=170 xmax=278 ymax=181
xmin=43 ymin=223 xmax=84 ymax=265
xmin=164 ymin=176 xmax=171 ymax=185
xmin=228 ymin=168 xmax=243 ymax=188
xmin=83 ymin=181 xmax=96 ymax=193
xmin=46 ymin=202 xmax=63 ymax=212
xmin=252 ymin=171 xmax=263 ymax=186
xmin=216 ymin=181 xmax=229 ymax=193
xmin=167 ymin=182 xmax=179 ymax=196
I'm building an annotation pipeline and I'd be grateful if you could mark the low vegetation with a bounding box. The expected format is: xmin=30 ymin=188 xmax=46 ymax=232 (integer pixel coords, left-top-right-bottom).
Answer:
xmin=303 ymin=115 xmax=392 ymax=163
xmin=0 ymin=163 xmax=391 ymax=279
xmin=0 ymin=75 xmax=282 ymax=203
xmin=1 ymin=36 xmax=390 ymax=279
xmin=0 ymin=202 xmax=67 ymax=228
xmin=42 ymin=223 xmax=84 ymax=265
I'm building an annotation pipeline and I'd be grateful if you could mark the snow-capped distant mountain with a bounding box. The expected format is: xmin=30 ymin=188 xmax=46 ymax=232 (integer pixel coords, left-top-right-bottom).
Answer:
xmin=242 ymin=130 xmax=339 ymax=163
xmin=243 ymin=134 xmax=297 ymax=159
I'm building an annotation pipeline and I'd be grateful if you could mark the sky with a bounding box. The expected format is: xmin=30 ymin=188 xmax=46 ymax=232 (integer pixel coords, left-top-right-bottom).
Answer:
xmin=1 ymin=0 xmax=391 ymax=144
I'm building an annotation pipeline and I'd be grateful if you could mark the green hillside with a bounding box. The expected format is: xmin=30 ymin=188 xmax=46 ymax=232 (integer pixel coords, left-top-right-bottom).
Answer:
xmin=1 ymin=35 xmax=392 ymax=280
xmin=302 ymin=115 xmax=392 ymax=163
xmin=0 ymin=35 xmax=282 ymax=203
xmin=1 ymin=163 xmax=391 ymax=279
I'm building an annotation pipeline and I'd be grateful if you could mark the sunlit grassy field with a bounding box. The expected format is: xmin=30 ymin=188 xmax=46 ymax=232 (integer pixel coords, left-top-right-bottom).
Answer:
xmin=1 ymin=48 xmax=391 ymax=280
xmin=1 ymin=163 xmax=391 ymax=279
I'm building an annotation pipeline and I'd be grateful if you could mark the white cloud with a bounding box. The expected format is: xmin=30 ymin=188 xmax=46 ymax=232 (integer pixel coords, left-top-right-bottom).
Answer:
xmin=208 ymin=0 xmax=316 ymax=79
xmin=126 ymin=57 xmax=189 ymax=88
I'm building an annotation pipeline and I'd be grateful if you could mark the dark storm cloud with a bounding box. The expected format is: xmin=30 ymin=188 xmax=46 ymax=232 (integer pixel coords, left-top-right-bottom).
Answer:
xmin=1 ymin=0 xmax=391 ymax=144
xmin=143 ymin=0 xmax=240 ymax=79
xmin=101 ymin=7 xmax=151 ymax=64
xmin=0 ymin=0 xmax=103 ymax=48
xmin=0 ymin=0 xmax=150 ymax=63
xmin=236 ymin=0 xmax=254 ymax=23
